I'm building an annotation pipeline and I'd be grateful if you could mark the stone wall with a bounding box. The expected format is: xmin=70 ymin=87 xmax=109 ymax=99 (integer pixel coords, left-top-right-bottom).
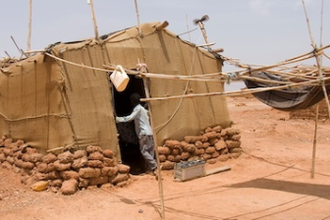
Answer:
xmin=0 ymin=125 xmax=242 ymax=195
xmin=158 ymin=125 xmax=242 ymax=170
xmin=0 ymin=138 xmax=130 ymax=195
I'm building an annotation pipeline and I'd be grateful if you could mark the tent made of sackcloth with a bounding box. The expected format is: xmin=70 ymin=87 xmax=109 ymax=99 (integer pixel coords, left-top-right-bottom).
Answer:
xmin=243 ymin=71 xmax=330 ymax=111
xmin=0 ymin=21 xmax=231 ymax=156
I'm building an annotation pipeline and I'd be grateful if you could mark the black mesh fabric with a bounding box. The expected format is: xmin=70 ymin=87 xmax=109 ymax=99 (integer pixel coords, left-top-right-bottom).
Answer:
xmin=244 ymin=72 xmax=330 ymax=111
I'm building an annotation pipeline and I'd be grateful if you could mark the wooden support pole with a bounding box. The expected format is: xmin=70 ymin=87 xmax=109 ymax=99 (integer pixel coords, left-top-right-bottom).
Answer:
xmin=194 ymin=15 xmax=210 ymax=49
xmin=48 ymin=43 xmax=329 ymax=83
xmin=27 ymin=0 xmax=32 ymax=52
xmin=223 ymin=43 xmax=330 ymax=76
xmin=302 ymin=0 xmax=330 ymax=179
xmin=198 ymin=22 xmax=210 ymax=47
xmin=311 ymin=104 xmax=319 ymax=178
xmin=134 ymin=0 xmax=141 ymax=36
xmin=155 ymin=21 xmax=169 ymax=31
xmin=177 ymin=27 xmax=198 ymax=37
xmin=324 ymin=53 xmax=330 ymax=61
xmin=142 ymin=76 xmax=165 ymax=219
xmin=186 ymin=14 xmax=192 ymax=42
xmin=311 ymin=0 xmax=325 ymax=179
xmin=302 ymin=0 xmax=330 ymax=119
xmin=140 ymin=76 xmax=330 ymax=102
xmin=88 ymin=0 xmax=99 ymax=39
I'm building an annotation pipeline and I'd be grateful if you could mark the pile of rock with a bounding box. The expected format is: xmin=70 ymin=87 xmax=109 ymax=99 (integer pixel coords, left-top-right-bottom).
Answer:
xmin=158 ymin=125 xmax=242 ymax=170
xmin=0 ymin=125 xmax=242 ymax=194
xmin=0 ymin=137 xmax=130 ymax=195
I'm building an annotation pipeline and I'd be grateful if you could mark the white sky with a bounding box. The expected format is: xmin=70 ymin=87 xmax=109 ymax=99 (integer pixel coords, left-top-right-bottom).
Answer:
xmin=0 ymin=0 xmax=329 ymax=72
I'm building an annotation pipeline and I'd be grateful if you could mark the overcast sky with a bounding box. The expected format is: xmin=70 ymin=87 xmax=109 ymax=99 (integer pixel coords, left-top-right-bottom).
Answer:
xmin=0 ymin=0 xmax=329 ymax=72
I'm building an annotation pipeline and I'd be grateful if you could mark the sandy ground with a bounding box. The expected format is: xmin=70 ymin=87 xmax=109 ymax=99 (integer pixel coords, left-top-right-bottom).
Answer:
xmin=1 ymin=95 xmax=330 ymax=220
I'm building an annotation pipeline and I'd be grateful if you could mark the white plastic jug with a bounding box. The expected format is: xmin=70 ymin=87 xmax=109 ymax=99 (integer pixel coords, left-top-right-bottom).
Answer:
xmin=110 ymin=65 xmax=130 ymax=92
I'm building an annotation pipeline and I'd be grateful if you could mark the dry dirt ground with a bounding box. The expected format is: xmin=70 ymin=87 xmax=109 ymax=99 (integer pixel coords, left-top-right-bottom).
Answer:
xmin=1 ymin=96 xmax=330 ymax=220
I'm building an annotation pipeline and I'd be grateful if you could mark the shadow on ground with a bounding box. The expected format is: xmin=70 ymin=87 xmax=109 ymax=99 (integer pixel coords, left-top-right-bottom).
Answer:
xmin=229 ymin=178 xmax=330 ymax=200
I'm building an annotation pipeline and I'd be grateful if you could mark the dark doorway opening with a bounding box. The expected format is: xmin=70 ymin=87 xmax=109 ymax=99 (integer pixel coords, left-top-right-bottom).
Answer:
xmin=112 ymin=74 xmax=147 ymax=175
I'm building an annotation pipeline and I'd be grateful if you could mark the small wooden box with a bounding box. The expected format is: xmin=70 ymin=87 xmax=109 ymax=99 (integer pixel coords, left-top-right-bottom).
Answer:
xmin=174 ymin=160 xmax=206 ymax=181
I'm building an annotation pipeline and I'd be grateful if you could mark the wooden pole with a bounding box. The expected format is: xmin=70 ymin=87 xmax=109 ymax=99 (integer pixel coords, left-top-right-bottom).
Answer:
xmin=140 ymin=76 xmax=330 ymax=102
xmin=302 ymin=0 xmax=330 ymax=119
xmin=311 ymin=0 xmax=324 ymax=179
xmin=142 ymin=75 xmax=165 ymax=219
xmin=48 ymin=42 xmax=329 ymax=81
xmin=302 ymin=0 xmax=330 ymax=179
xmin=223 ymin=43 xmax=330 ymax=75
xmin=195 ymin=16 xmax=210 ymax=49
xmin=311 ymin=104 xmax=319 ymax=178
xmin=27 ymin=0 xmax=32 ymax=52
xmin=324 ymin=53 xmax=330 ymax=61
xmin=186 ymin=15 xmax=192 ymax=42
xmin=319 ymin=0 xmax=324 ymax=49
xmin=134 ymin=0 xmax=141 ymax=36
xmin=177 ymin=27 xmax=198 ymax=37
xmin=88 ymin=0 xmax=99 ymax=39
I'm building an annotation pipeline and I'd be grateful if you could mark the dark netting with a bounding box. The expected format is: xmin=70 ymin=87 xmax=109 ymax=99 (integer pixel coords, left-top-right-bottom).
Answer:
xmin=244 ymin=72 xmax=330 ymax=111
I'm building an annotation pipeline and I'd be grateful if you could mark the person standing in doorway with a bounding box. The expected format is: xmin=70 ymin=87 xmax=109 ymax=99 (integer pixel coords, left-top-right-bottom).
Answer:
xmin=115 ymin=93 xmax=158 ymax=176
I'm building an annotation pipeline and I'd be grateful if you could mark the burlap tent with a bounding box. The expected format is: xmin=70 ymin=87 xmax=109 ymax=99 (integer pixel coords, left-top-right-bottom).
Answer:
xmin=0 ymin=21 xmax=231 ymax=161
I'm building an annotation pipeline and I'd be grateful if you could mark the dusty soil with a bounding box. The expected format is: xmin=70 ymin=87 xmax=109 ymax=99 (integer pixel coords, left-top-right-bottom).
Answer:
xmin=1 ymin=96 xmax=330 ymax=220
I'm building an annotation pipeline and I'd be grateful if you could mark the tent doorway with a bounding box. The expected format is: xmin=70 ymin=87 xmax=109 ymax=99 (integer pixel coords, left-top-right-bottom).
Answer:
xmin=112 ymin=74 xmax=147 ymax=175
